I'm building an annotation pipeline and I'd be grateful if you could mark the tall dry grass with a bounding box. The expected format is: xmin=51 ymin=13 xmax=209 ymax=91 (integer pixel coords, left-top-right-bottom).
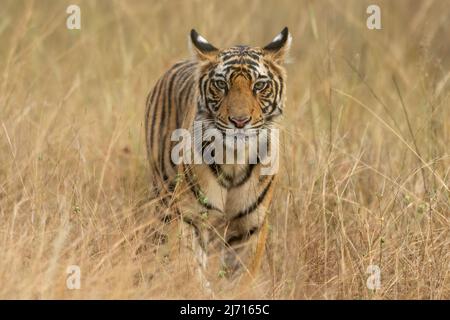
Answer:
xmin=0 ymin=0 xmax=449 ymax=299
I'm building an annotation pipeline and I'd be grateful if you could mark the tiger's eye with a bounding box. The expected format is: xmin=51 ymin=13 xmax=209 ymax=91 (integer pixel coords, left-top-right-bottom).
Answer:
xmin=214 ymin=80 xmax=227 ymax=90
xmin=254 ymin=81 xmax=267 ymax=91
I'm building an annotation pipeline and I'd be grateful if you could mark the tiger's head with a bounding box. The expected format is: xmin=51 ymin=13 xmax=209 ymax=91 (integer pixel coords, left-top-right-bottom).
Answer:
xmin=190 ymin=28 xmax=291 ymax=136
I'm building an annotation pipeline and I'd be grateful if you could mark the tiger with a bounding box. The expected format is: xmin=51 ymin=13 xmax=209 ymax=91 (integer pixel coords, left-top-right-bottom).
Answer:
xmin=145 ymin=27 xmax=291 ymax=291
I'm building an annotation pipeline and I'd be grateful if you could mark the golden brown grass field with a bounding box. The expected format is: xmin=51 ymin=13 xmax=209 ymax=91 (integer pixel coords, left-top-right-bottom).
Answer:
xmin=0 ymin=0 xmax=449 ymax=299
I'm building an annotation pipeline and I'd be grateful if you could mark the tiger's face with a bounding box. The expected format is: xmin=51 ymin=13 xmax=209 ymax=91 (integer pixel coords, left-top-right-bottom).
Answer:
xmin=191 ymin=28 xmax=291 ymax=137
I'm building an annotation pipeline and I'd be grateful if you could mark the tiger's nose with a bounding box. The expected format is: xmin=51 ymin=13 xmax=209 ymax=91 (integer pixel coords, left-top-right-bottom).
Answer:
xmin=229 ymin=116 xmax=251 ymax=128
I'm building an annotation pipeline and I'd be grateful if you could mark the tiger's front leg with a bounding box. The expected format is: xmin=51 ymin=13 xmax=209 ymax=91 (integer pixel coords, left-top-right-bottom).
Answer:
xmin=221 ymin=216 xmax=270 ymax=279
xmin=172 ymin=163 xmax=228 ymax=295
xmin=221 ymin=174 xmax=275 ymax=281
xmin=178 ymin=215 xmax=213 ymax=296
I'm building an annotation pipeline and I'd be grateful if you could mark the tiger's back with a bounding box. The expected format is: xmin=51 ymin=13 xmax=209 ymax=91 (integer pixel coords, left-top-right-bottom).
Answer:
xmin=145 ymin=60 xmax=198 ymax=194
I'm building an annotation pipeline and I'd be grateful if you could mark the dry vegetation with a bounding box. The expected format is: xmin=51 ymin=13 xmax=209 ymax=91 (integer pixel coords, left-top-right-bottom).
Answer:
xmin=0 ymin=0 xmax=449 ymax=299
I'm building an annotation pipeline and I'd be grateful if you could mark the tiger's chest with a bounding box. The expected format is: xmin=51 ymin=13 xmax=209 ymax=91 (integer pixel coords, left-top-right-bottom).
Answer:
xmin=187 ymin=162 xmax=265 ymax=220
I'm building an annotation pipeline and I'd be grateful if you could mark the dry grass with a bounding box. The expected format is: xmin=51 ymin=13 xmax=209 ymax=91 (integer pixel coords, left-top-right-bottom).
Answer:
xmin=0 ymin=0 xmax=449 ymax=299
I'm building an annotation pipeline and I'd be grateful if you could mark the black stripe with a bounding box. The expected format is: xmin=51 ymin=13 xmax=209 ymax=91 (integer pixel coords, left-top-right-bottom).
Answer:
xmin=226 ymin=226 xmax=260 ymax=246
xmin=145 ymin=79 xmax=160 ymax=132
xmin=182 ymin=216 xmax=199 ymax=236
xmin=278 ymin=76 xmax=284 ymax=101
xmin=232 ymin=176 xmax=274 ymax=220
xmin=149 ymin=78 xmax=164 ymax=150
xmin=224 ymin=58 xmax=259 ymax=67
xmin=233 ymin=164 xmax=256 ymax=188
xmin=207 ymin=164 xmax=257 ymax=190
xmin=151 ymin=75 xmax=166 ymax=162
xmin=246 ymin=52 xmax=261 ymax=60
xmin=159 ymin=68 xmax=180 ymax=181
xmin=150 ymin=81 xmax=167 ymax=179
xmin=161 ymin=62 xmax=192 ymax=131
xmin=175 ymin=66 xmax=196 ymax=127
xmin=208 ymin=163 xmax=232 ymax=188
xmin=182 ymin=217 xmax=207 ymax=251
xmin=269 ymin=79 xmax=279 ymax=114
xmin=145 ymin=85 xmax=158 ymax=154
xmin=265 ymin=113 xmax=281 ymax=123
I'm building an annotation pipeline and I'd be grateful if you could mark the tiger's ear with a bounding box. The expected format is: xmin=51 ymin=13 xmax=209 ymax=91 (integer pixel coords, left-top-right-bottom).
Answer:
xmin=263 ymin=27 xmax=292 ymax=64
xmin=189 ymin=29 xmax=219 ymax=61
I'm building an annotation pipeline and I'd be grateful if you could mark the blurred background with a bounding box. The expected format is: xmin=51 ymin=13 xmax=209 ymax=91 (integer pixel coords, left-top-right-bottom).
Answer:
xmin=0 ymin=0 xmax=449 ymax=299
